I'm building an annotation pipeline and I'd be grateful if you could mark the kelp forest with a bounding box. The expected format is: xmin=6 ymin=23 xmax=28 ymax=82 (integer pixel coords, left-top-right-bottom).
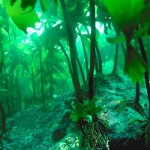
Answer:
xmin=0 ymin=0 xmax=150 ymax=149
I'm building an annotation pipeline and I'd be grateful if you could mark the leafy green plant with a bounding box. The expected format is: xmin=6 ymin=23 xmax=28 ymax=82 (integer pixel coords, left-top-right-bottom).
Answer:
xmin=102 ymin=0 xmax=144 ymax=30
xmin=103 ymin=0 xmax=148 ymax=82
xmin=124 ymin=45 xmax=147 ymax=82
xmin=3 ymin=0 xmax=39 ymax=32
xmin=70 ymin=97 xmax=103 ymax=123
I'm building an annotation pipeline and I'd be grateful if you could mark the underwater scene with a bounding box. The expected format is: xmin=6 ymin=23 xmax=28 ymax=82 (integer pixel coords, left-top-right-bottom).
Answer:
xmin=0 ymin=0 xmax=150 ymax=149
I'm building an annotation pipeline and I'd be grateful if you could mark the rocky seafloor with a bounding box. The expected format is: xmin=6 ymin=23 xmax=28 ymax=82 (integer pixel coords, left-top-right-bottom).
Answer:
xmin=1 ymin=74 xmax=149 ymax=150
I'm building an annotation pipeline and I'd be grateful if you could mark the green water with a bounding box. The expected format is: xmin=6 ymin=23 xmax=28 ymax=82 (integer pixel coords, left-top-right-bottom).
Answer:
xmin=0 ymin=0 xmax=150 ymax=149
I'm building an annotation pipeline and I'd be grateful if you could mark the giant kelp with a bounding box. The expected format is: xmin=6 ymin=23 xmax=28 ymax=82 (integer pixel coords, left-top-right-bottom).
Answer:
xmin=0 ymin=0 xmax=150 ymax=149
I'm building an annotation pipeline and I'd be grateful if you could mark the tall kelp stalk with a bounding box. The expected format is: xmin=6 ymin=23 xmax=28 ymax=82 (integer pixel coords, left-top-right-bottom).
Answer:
xmin=77 ymin=28 xmax=89 ymax=80
xmin=39 ymin=48 xmax=45 ymax=104
xmin=57 ymin=41 xmax=73 ymax=78
xmin=30 ymin=50 xmax=37 ymax=104
xmin=138 ymin=37 xmax=150 ymax=118
xmin=60 ymin=0 xmax=83 ymax=103
xmin=0 ymin=42 xmax=11 ymax=113
xmin=85 ymin=26 xmax=103 ymax=74
xmin=4 ymin=66 xmax=11 ymax=113
xmin=89 ymin=0 xmax=96 ymax=100
xmin=31 ymin=66 xmax=37 ymax=104
xmin=135 ymin=82 xmax=140 ymax=105
xmin=76 ymin=55 xmax=86 ymax=85
xmin=132 ymin=82 xmax=147 ymax=117
xmin=133 ymin=82 xmax=147 ymax=117
xmin=15 ymin=70 xmax=21 ymax=111
xmin=95 ymin=42 xmax=102 ymax=73
xmin=112 ymin=44 xmax=119 ymax=74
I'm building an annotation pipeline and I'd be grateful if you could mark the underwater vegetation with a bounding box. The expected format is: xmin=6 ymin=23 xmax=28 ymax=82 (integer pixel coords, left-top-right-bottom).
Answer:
xmin=0 ymin=0 xmax=150 ymax=149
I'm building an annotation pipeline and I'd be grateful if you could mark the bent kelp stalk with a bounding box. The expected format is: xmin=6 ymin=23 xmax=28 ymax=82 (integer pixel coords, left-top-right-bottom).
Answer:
xmin=89 ymin=0 xmax=96 ymax=101
xmin=60 ymin=0 xmax=83 ymax=103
